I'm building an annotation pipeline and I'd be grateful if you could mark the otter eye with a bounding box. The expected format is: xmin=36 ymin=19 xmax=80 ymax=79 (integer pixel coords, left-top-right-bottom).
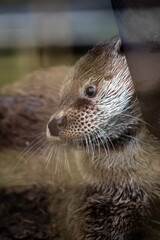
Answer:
xmin=85 ymin=86 xmax=96 ymax=98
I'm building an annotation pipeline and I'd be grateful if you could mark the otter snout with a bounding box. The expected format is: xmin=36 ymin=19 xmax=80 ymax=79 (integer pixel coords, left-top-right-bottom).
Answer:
xmin=48 ymin=116 xmax=67 ymax=137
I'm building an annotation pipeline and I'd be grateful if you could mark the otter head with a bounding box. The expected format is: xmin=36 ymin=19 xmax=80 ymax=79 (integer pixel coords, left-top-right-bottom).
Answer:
xmin=46 ymin=38 xmax=141 ymax=155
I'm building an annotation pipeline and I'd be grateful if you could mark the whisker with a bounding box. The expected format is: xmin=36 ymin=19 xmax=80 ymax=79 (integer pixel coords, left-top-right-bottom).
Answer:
xmin=55 ymin=145 xmax=60 ymax=177
xmin=44 ymin=144 xmax=54 ymax=171
xmin=12 ymin=137 xmax=47 ymax=172
xmin=96 ymin=129 xmax=109 ymax=158
xmin=18 ymin=134 xmax=45 ymax=159
xmin=64 ymin=148 xmax=72 ymax=178
xmin=84 ymin=134 xmax=90 ymax=155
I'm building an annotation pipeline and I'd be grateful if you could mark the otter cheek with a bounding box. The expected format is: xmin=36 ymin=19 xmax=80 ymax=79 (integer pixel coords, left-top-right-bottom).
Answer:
xmin=59 ymin=107 xmax=98 ymax=141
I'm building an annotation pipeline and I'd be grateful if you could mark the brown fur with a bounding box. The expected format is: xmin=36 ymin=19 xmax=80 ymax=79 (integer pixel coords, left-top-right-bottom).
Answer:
xmin=47 ymin=38 xmax=160 ymax=239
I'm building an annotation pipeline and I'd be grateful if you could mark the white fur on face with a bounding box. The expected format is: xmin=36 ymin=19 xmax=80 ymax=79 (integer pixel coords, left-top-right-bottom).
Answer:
xmin=97 ymin=68 xmax=134 ymax=122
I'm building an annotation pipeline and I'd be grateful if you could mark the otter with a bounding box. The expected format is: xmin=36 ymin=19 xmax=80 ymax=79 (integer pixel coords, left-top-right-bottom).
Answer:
xmin=46 ymin=37 xmax=160 ymax=239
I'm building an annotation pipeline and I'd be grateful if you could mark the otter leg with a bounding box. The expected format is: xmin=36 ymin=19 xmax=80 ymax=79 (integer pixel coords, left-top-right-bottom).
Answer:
xmin=110 ymin=193 xmax=149 ymax=240
xmin=70 ymin=186 xmax=150 ymax=240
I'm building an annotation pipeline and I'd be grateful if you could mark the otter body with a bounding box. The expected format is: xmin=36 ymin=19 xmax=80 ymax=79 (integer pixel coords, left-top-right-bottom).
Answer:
xmin=46 ymin=38 xmax=160 ymax=239
xmin=0 ymin=38 xmax=159 ymax=239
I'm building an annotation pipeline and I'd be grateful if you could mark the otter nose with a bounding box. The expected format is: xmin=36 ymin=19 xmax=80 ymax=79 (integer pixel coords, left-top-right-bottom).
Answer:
xmin=48 ymin=116 xmax=67 ymax=137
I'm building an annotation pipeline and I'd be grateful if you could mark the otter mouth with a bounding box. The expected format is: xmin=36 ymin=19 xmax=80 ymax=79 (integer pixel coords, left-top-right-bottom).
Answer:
xmin=71 ymin=134 xmax=109 ymax=150
xmin=72 ymin=136 xmax=98 ymax=148
xmin=72 ymin=128 xmax=136 ymax=150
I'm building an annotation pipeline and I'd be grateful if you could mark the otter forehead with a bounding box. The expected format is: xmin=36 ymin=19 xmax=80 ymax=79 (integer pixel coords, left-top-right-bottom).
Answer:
xmin=61 ymin=38 xmax=126 ymax=102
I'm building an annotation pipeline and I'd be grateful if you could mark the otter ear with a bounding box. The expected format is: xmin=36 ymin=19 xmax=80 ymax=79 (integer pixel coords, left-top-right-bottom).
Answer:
xmin=115 ymin=38 xmax=124 ymax=55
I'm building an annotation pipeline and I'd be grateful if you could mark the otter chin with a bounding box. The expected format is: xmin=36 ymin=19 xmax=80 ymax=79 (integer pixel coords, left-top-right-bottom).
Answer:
xmin=46 ymin=37 xmax=160 ymax=240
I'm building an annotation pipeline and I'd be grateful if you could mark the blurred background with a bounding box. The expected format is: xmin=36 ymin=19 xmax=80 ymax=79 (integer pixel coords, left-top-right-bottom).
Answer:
xmin=0 ymin=0 xmax=118 ymax=88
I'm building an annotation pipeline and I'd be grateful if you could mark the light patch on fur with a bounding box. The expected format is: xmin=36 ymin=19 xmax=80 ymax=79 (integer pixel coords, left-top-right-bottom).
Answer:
xmin=97 ymin=68 xmax=134 ymax=120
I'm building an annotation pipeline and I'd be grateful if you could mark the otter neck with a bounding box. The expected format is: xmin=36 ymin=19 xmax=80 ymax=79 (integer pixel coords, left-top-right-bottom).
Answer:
xmin=78 ymin=127 xmax=160 ymax=196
